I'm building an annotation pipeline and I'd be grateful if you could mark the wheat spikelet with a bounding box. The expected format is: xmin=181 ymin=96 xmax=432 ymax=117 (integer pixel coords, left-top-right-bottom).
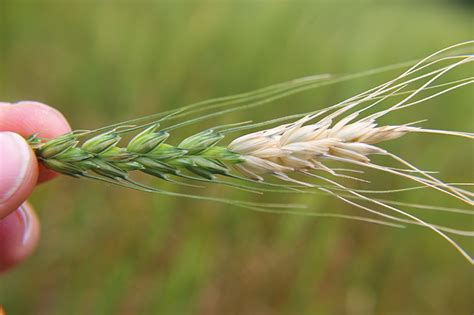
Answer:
xmin=29 ymin=124 xmax=243 ymax=185
xmin=28 ymin=42 xmax=474 ymax=263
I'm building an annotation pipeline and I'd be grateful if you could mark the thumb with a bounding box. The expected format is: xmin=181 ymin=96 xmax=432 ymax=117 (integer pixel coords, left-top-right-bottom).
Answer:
xmin=0 ymin=132 xmax=39 ymax=219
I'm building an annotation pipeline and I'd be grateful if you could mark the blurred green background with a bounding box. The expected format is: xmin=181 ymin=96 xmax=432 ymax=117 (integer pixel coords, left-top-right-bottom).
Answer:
xmin=0 ymin=1 xmax=473 ymax=314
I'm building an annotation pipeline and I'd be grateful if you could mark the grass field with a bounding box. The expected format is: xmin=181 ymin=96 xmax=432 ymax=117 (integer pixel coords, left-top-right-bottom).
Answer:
xmin=0 ymin=1 xmax=473 ymax=314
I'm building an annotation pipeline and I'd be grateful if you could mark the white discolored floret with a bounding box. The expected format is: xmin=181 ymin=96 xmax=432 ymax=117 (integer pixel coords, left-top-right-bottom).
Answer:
xmin=230 ymin=119 xmax=413 ymax=177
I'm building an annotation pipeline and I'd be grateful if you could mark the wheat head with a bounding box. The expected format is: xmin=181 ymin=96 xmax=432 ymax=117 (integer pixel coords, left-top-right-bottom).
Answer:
xmin=27 ymin=42 xmax=474 ymax=263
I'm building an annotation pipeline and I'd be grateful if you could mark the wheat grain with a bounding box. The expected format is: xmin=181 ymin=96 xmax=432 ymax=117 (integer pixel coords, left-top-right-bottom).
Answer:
xmin=28 ymin=42 xmax=474 ymax=263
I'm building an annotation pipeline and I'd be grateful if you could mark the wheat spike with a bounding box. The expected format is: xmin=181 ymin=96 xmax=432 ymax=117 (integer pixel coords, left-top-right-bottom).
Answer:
xmin=28 ymin=42 xmax=474 ymax=263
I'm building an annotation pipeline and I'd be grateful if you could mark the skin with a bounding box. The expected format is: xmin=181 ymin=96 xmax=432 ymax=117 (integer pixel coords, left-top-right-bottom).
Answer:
xmin=0 ymin=101 xmax=71 ymax=273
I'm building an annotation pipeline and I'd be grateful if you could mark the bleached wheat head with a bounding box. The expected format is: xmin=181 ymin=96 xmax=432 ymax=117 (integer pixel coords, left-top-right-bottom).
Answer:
xmin=28 ymin=42 xmax=474 ymax=263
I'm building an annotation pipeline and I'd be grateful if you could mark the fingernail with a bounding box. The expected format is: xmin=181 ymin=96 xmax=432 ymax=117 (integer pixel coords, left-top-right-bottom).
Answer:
xmin=17 ymin=204 xmax=32 ymax=245
xmin=0 ymin=204 xmax=38 ymax=272
xmin=0 ymin=132 xmax=31 ymax=204
xmin=0 ymin=205 xmax=32 ymax=245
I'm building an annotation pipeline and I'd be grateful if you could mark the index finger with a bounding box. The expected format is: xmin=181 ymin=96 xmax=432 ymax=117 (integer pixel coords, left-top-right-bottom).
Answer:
xmin=0 ymin=101 xmax=72 ymax=183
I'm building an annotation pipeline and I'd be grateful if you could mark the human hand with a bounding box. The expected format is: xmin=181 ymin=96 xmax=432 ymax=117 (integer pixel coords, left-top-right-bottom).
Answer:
xmin=0 ymin=101 xmax=71 ymax=273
